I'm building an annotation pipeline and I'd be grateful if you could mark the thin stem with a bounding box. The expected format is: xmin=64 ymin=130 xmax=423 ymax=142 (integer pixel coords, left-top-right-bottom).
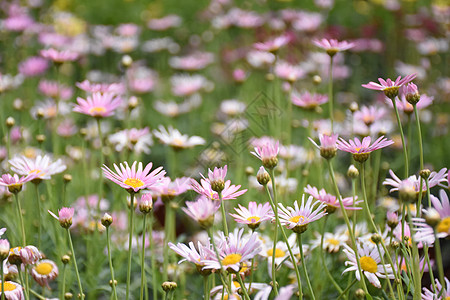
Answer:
xmin=1 ymin=261 xmax=5 ymax=300
xmin=140 ymin=214 xmax=147 ymax=300
xmin=219 ymin=192 xmax=228 ymax=236
xmin=328 ymin=55 xmax=334 ymax=132
xmin=67 ymin=229 xmax=84 ymax=299
xmin=61 ymin=264 xmax=66 ymax=300
xmin=203 ymin=276 xmax=209 ymax=300
xmin=96 ymin=118 xmax=105 ymax=212
xmin=126 ymin=192 xmax=135 ymax=300
xmin=433 ymin=230 xmax=445 ymax=298
xmin=375 ymin=243 xmax=395 ymax=299
xmin=106 ymin=227 xmax=118 ymax=300
xmin=298 ymin=234 xmax=315 ymax=300
xmin=413 ymin=105 xmax=424 ymax=172
xmin=390 ymin=96 xmax=409 ymax=177
xmin=268 ymin=169 xmax=279 ymax=296
xmin=14 ymin=193 xmax=26 ymax=247
xmin=405 ymin=206 xmax=421 ymax=300
xmin=29 ymin=289 xmax=46 ymax=300
xmin=423 ymin=246 xmax=437 ymax=293
xmin=336 ymin=278 xmax=357 ymax=300
xmin=34 ymin=183 xmax=42 ymax=249
xmin=236 ymin=274 xmax=251 ymax=300
xmin=149 ymin=215 xmax=158 ymax=300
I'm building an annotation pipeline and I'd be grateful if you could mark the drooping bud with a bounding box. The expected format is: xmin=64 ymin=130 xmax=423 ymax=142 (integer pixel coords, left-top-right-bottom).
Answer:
xmin=347 ymin=165 xmax=359 ymax=179
xmin=256 ymin=167 xmax=270 ymax=186
xmin=403 ymin=83 xmax=420 ymax=105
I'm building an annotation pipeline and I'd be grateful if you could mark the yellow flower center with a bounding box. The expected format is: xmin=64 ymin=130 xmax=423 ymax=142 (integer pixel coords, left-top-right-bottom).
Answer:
xmin=289 ymin=215 xmax=305 ymax=224
xmin=88 ymin=106 xmax=106 ymax=115
xmin=360 ymin=256 xmax=377 ymax=273
xmin=437 ymin=217 xmax=450 ymax=234
xmin=172 ymin=138 xmax=184 ymax=147
xmin=246 ymin=216 xmax=260 ymax=223
xmin=326 ymin=238 xmax=340 ymax=246
xmin=0 ymin=281 xmax=17 ymax=292
xmin=267 ymin=248 xmax=286 ymax=258
xmin=232 ymin=281 xmax=240 ymax=289
xmin=222 ymin=254 xmax=242 ymax=266
xmin=35 ymin=262 xmax=53 ymax=275
xmin=30 ymin=169 xmax=44 ymax=176
xmin=124 ymin=178 xmax=144 ymax=189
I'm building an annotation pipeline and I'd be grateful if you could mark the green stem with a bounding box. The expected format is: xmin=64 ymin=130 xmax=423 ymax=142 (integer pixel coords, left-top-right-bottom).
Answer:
xmin=14 ymin=193 xmax=26 ymax=247
xmin=149 ymin=215 xmax=158 ymax=300
xmin=126 ymin=192 xmax=135 ymax=300
xmin=405 ymin=206 xmax=421 ymax=300
xmin=236 ymin=274 xmax=251 ymax=300
xmin=413 ymin=105 xmax=424 ymax=172
xmin=203 ymin=276 xmax=209 ymax=300
xmin=34 ymin=183 xmax=42 ymax=249
xmin=336 ymin=278 xmax=357 ymax=300
xmin=433 ymin=230 xmax=445 ymax=298
xmin=375 ymin=243 xmax=395 ymax=299
xmin=268 ymin=169 xmax=279 ymax=295
xmin=298 ymin=234 xmax=315 ymax=300
xmin=326 ymin=160 xmax=368 ymax=295
xmin=140 ymin=214 xmax=147 ymax=300
xmin=328 ymin=56 xmax=334 ymax=132
xmin=106 ymin=227 xmax=118 ymax=300
xmin=1 ymin=261 xmax=5 ymax=300
xmin=219 ymin=192 xmax=228 ymax=236
xmin=96 ymin=118 xmax=104 ymax=213
xmin=423 ymin=246 xmax=437 ymax=293
xmin=61 ymin=264 xmax=66 ymax=300
xmin=29 ymin=289 xmax=46 ymax=300
xmin=390 ymin=97 xmax=409 ymax=177
xmin=67 ymin=229 xmax=84 ymax=299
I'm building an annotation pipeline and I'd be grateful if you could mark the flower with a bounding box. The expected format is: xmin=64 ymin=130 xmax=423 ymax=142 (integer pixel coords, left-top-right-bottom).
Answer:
xmin=310 ymin=230 xmax=348 ymax=253
xmin=421 ymin=277 xmax=450 ymax=300
xmin=152 ymin=176 xmax=191 ymax=199
xmin=304 ymin=185 xmax=362 ymax=213
xmin=361 ymin=74 xmax=417 ymax=98
xmin=253 ymin=35 xmax=290 ymax=52
xmin=383 ymin=168 xmax=447 ymax=196
xmin=182 ymin=196 xmax=220 ymax=229
xmin=0 ymin=173 xmax=36 ymax=194
xmin=9 ymin=155 xmax=66 ymax=183
xmin=48 ymin=207 xmax=74 ymax=229
xmin=9 ymin=246 xmax=41 ymax=265
xmin=0 ymin=239 xmax=10 ymax=260
xmin=401 ymin=82 xmax=420 ymax=105
xmin=312 ymin=38 xmax=355 ymax=56
xmin=427 ymin=189 xmax=450 ymax=236
xmin=202 ymin=228 xmax=262 ymax=273
xmin=277 ymin=195 xmax=327 ymax=233
xmin=168 ymin=241 xmax=213 ymax=275
xmin=342 ymin=243 xmax=395 ymax=288
xmin=308 ymin=133 xmax=338 ymax=159
xmin=291 ymin=91 xmax=328 ymax=110
xmin=18 ymin=56 xmax=49 ymax=77
xmin=76 ymin=80 xmax=125 ymax=95
xmin=40 ymin=48 xmax=79 ymax=63
xmin=259 ymin=233 xmax=300 ymax=272
xmin=153 ymin=125 xmax=205 ymax=150
xmin=354 ymin=105 xmax=387 ymax=127
xmin=336 ymin=136 xmax=394 ymax=163
xmin=206 ymin=165 xmax=228 ymax=193
xmin=274 ymin=61 xmax=305 ymax=82
xmin=386 ymin=92 xmax=434 ymax=115
xmin=170 ymin=74 xmax=209 ymax=97
xmin=108 ymin=127 xmax=153 ymax=154
xmin=229 ymin=202 xmax=272 ymax=230
xmin=30 ymin=259 xmax=59 ymax=288
xmin=102 ymin=161 xmax=166 ymax=193
xmin=0 ymin=281 xmax=24 ymax=299
xmin=190 ymin=177 xmax=247 ymax=201
xmin=73 ymin=92 xmax=123 ymax=118
xmin=251 ymin=140 xmax=280 ymax=169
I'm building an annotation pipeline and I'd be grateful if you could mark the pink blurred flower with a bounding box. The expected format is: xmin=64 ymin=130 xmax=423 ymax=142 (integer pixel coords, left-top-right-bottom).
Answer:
xmin=254 ymin=35 xmax=290 ymax=53
xmin=73 ymin=92 xmax=122 ymax=118
xmin=170 ymin=74 xmax=209 ymax=97
xmin=182 ymin=196 xmax=220 ymax=228
xmin=9 ymin=155 xmax=66 ymax=181
xmin=354 ymin=105 xmax=387 ymax=126
xmin=304 ymin=185 xmax=362 ymax=212
xmin=291 ymin=91 xmax=328 ymax=110
xmin=229 ymin=201 xmax=272 ymax=229
xmin=38 ymin=80 xmax=73 ymax=100
xmin=362 ymin=74 xmax=417 ymax=98
xmin=49 ymin=207 xmax=74 ymax=228
xmin=76 ymin=80 xmax=125 ymax=95
xmin=337 ymin=136 xmax=394 ymax=162
xmin=313 ymin=38 xmax=354 ymax=56
xmin=169 ymin=52 xmax=214 ymax=71
xmin=153 ymin=125 xmax=205 ymax=149
xmin=40 ymin=48 xmax=79 ymax=63
xmin=274 ymin=61 xmax=305 ymax=82
xmin=232 ymin=69 xmax=247 ymax=83
xmin=18 ymin=56 xmax=49 ymax=77
xmin=147 ymin=15 xmax=182 ymax=31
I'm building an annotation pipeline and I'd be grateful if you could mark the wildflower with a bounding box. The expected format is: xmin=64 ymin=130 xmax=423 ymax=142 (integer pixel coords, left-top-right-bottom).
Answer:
xmin=277 ymin=195 xmax=327 ymax=234
xmin=202 ymin=228 xmax=262 ymax=273
xmin=421 ymin=277 xmax=450 ymax=300
xmin=308 ymin=133 xmax=338 ymax=159
xmin=18 ymin=56 xmax=49 ymax=77
xmin=427 ymin=190 xmax=450 ymax=236
xmin=168 ymin=241 xmax=212 ymax=275
xmin=170 ymin=74 xmax=209 ymax=97
xmin=229 ymin=202 xmax=272 ymax=230
xmin=336 ymin=136 xmax=394 ymax=163
xmin=76 ymin=80 xmax=125 ymax=95
xmin=313 ymin=38 xmax=355 ymax=57
xmin=102 ymin=161 xmax=166 ymax=193
xmin=30 ymin=259 xmax=59 ymax=288
xmin=259 ymin=233 xmax=300 ymax=271
xmin=138 ymin=193 xmax=153 ymax=214
xmin=0 ymin=173 xmax=36 ymax=194
xmin=182 ymin=197 xmax=220 ymax=229
xmin=48 ymin=207 xmax=74 ymax=229
xmin=0 ymin=239 xmax=10 ymax=260
xmin=310 ymin=230 xmax=348 ymax=253
xmin=246 ymin=51 xmax=276 ymax=68
xmin=304 ymin=185 xmax=362 ymax=213
xmin=342 ymin=243 xmax=394 ymax=288
xmin=386 ymin=211 xmax=399 ymax=229
xmin=401 ymin=83 xmax=420 ymax=105
xmin=0 ymin=281 xmax=24 ymax=299
xmin=169 ymin=52 xmax=214 ymax=71
xmin=354 ymin=106 xmax=387 ymax=127
xmin=38 ymin=79 xmax=73 ymax=100
xmin=190 ymin=177 xmax=247 ymax=201
xmin=274 ymin=61 xmax=305 ymax=82
xmin=383 ymin=168 xmax=447 ymax=196
xmin=256 ymin=166 xmax=271 ymax=185
xmin=9 ymin=155 xmax=66 ymax=183
xmin=291 ymin=91 xmax=328 ymax=110
xmin=253 ymin=35 xmax=290 ymax=53
xmin=412 ymin=218 xmax=439 ymax=247
xmin=211 ymin=282 xmax=271 ymax=300
xmin=108 ymin=127 xmax=153 ymax=154
xmin=40 ymin=48 xmax=79 ymax=63
xmin=153 ymin=125 xmax=205 ymax=150
xmin=362 ymin=74 xmax=417 ymax=98
xmin=9 ymin=246 xmax=41 ymax=265
xmin=386 ymin=93 xmax=434 ymax=115
xmin=251 ymin=140 xmax=279 ymax=169
xmin=153 ymin=177 xmax=191 ymax=199
xmin=73 ymin=92 xmax=123 ymax=118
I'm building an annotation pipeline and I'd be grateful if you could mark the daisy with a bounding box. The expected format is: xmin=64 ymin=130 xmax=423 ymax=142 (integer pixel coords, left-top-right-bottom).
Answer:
xmin=76 ymin=80 xmax=125 ymax=95
xmin=9 ymin=246 xmax=41 ymax=265
xmin=0 ymin=173 xmax=36 ymax=194
xmin=259 ymin=233 xmax=300 ymax=272
xmin=73 ymin=92 xmax=123 ymax=118
xmin=211 ymin=282 xmax=271 ymax=300
xmin=18 ymin=56 xmax=49 ymax=77
xmin=40 ymin=48 xmax=79 ymax=63
xmin=229 ymin=202 xmax=273 ymax=230
xmin=342 ymin=243 xmax=394 ymax=288
xmin=361 ymin=74 xmax=417 ymax=98
xmin=310 ymin=230 xmax=348 ymax=253
xmin=386 ymin=93 xmax=434 ymax=115
xmin=274 ymin=61 xmax=305 ymax=82
xmin=190 ymin=178 xmax=247 ymax=201
xmin=169 ymin=52 xmax=214 ymax=71
xmin=304 ymin=185 xmax=362 ymax=213
xmin=182 ymin=196 xmax=220 ymax=229
xmin=168 ymin=241 xmax=213 ymax=275
xmin=152 ymin=176 xmax=191 ymax=199
xmin=202 ymin=228 xmax=262 ymax=273
xmin=422 ymin=277 xmax=450 ymax=300
xmin=251 ymin=140 xmax=280 ymax=169
xmin=308 ymin=133 xmax=338 ymax=160
xmin=48 ymin=207 xmax=74 ymax=229
xmin=291 ymin=91 xmax=328 ymax=110
xmin=170 ymin=74 xmax=209 ymax=97
xmin=354 ymin=105 xmax=387 ymax=127
xmin=102 ymin=161 xmax=165 ymax=193
xmin=206 ymin=165 xmax=228 ymax=192
xmin=108 ymin=127 xmax=153 ymax=154
xmin=277 ymin=195 xmax=327 ymax=234
xmin=30 ymin=259 xmax=58 ymax=288
xmin=313 ymin=38 xmax=355 ymax=56
xmin=9 ymin=155 xmax=66 ymax=183
xmin=153 ymin=125 xmax=205 ymax=150
xmin=253 ymin=35 xmax=290 ymax=53
xmin=0 ymin=281 xmax=24 ymax=299
xmin=336 ymin=135 xmax=394 ymax=163
xmin=427 ymin=190 xmax=450 ymax=236
xmin=383 ymin=168 xmax=447 ymax=195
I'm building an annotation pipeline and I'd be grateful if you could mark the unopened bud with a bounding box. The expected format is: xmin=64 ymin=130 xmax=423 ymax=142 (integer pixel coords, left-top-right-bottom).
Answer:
xmin=349 ymin=102 xmax=359 ymax=113
xmin=347 ymin=165 xmax=359 ymax=179
xmin=109 ymin=279 xmax=118 ymax=287
xmin=312 ymin=75 xmax=322 ymax=85
xmin=36 ymin=134 xmax=46 ymax=143
xmin=256 ymin=167 xmax=270 ymax=185
xmin=371 ymin=233 xmax=381 ymax=244
xmin=265 ymin=73 xmax=275 ymax=81
xmin=101 ymin=213 xmax=113 ymax=227
xmin=245 ymin=166 xmax=254 ymax=176
xmin=79 ymin=128 xmax=88 ymax=137
xmin=121 ymin=55 xmax=133 ymax=68
xmin=6 ymin=117 xmax=15 ymax=128
xmin=161 ymin=281 xmax=177 ymax=292
xmin=425 ymin=208 xmax=441 ymax=228
xmin=128 ymin=96 xmax=139 ymax=110
xmin=64 ymin=292 xmax=73 ymax=299
xmin=390 ymin=240 xmax=400 ymax=249
xmin=419 ymin=169 xmax=431 ymax=180
xmin=0 ymin=239 xmax=10 ymax=260
xmin=36 ymin=109 xmax=45 ymax=119
xmin=63 ymin=174 xmax=72 ymax=183
xmin=139 ymin=195 xmax=153 ymax=214
xmin=62 ymin=255 xmax=71 ymax=264
xmin=355 ymin=288 xmax=365 ymax=299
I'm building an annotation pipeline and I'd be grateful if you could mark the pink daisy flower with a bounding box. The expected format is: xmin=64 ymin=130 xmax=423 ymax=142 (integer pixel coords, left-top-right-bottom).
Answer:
xmin=427 ymin=189 xmax=450 ymax=237
xmin=182 ymin=196 xmax=220 ymax=228
xmin=386 ymin=93 xmax=434 ymax=115
xmin=40 ymin=48 xmax=79 ymax=63
xmin=251 ymin=140 xmax=280 ymax=169
xmin=102 ymin=161 xmax=166 ymax=193
xmin=277 ymin=195 xmax=327 ymax=234
xmin=422 ymin=277 xmax=450 ymax=300
xmin=31 ymin=259 xmax=59 ymax=288
xmin=253 ymin=35 xmax=290 ymax=52
xmin=189 ymin=178 xmax=247 ymax=201
xmin=229 ymin=202 xmax=273 ymax=230
xmin=383 ymin=168 xmax=447 ymax=195
xmin=291 ymin=91 xmax=328 ymax=110
xmin=73 ymin=92 xmax=123 ymax=118
xmin=151 ymin=176 xmax=191 ymax=198
xmin=354 ymin=105 xmax=387 ymax=127
xmin=0 ymin=173 xmax=36 ymax=194
xmin=0 ymin=281 xmax=24 ymax=299
xmin=18 ymin=56 xmax=49 ymax=77
xmin=336 ymin=135 xmax=394 ymax=163
xmin=9 ymin=155 xmax=66 ymax=182
xmin=274 ymin=61 xmax=305 ymax=82
xmin=202 ymin=228 xmax=262 ymax=273
xmin=304 ymin=185 xmax=362 ymax=213
xmin=342 ymin=243 xmax=394 ymax=288
xmin=153 ymin=125 xmax=205 ymax=150
xmin=48 ymin=207 xmax=74 ymax=229
xmin=308 ymin=133 xmax=338 ymax=159
xmin=76 ymin=80 xmax=125 ymax=95
xmin=361 ymin=74 xmax=417 ymax=98
xmin=312 ymin=38 xmax=355 ymax=56
xmin=168 ymin=240 xmax=213 ymax=274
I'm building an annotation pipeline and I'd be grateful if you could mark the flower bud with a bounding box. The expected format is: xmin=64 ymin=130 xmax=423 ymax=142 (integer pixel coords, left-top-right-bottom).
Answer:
xmin=36 ymin=134 xmax=46 ymax=143
xmin=128 ymin=96 xmax=139 ymax=110
xmin=403 ymin=83 xmax=420 ymax=105
xmin=312 ymin=75 xmax=322 ymax=85
xmin=390 ymin=240 xmax=400 ymax=250
xmin=0 ymin=239 xmax=10 ymax=260
xmin=6 ymin=117 xmax=15 ymax=128
xmin=245 ymin=166 xmax=254 ymax=176
xmin=424 ymin=208 xmax=441 ymax=228
xmin=121 ymin=55 xmax=133 ymax=68
xmin=349 ymin=102 xmax=359 ymax=113
xmin=419 ymin=169 xmax=431 ymax=180
xmin=161 ymin=281 xmax=177 ymax=292
xmin=64 ymin=292 xmax=73 ymax=299
xmin=139 ymin=194 xmax=153 ymax=214
xmin=355 ymin=288 xmax=365 ymax=299
xmin=256 ymin=167 xmax=270 ymax=186
xmin=63 ymin=174 xmax=72 ymax=183
xmin=61 ymin=255 xmax=71 ymax=264
xmin=371 ymin=234 xmax=381 ymax=244
xmin=347 ymin=165 xmax=359 ymax=179
xmin=101 ymin=213 xmax=113 ymax=227
xmin=109 ymin=279 xmax=118 ymax=286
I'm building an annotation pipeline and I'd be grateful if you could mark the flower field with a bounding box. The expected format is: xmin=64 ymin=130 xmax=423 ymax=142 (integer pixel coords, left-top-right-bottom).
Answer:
xmin=0 ymin=0 xmax=449 ymax=299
